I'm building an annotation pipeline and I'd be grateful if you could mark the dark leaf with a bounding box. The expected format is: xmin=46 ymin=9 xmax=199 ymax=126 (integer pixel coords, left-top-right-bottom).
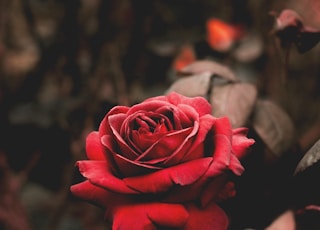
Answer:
xmin=271 ymin=9 xmax=303 ymax=47
xmin=210 ymin=82 xmax=257 ymax=128
xmin=251 ymin=99 xmax=295 ymax=157
xmin=294 ymin=138 xmax=320 ymax=175
xmin=294 ymin=30 xmax=320 ymax=53
xmin=272 ymin=9 xmax=320 ymax=53
xmin=165 ymin=72 xmax=212 ymax=98
xmin=232 ymin=35 xmax=264 ymax=63
xmin=178 ymin=60 xmax=239 ymax=83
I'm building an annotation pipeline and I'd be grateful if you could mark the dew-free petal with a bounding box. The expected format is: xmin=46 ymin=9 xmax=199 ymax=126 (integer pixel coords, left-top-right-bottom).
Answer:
xmin=112 ymin=202 xmax=189 ymax=230
xmin=76 ymin=160 xmax=138 ymax=194
xmin=86 ymin=131 xmax=105 ymax=160
xmin=123 ymin=158 xmax=213 ymax=193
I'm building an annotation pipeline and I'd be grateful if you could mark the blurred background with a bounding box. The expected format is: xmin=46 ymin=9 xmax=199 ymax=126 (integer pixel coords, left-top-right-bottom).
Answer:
xmin=1 ymin=0 xmax=320 ymax=229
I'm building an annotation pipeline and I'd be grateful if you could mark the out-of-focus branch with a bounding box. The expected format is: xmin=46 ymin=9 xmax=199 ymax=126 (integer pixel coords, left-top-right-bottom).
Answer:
xmin=0 ymin=151 xmax=40 ymax=230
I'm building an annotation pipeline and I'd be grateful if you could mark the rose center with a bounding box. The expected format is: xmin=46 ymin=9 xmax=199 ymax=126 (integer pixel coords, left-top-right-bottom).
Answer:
xmin=130 ymin=115 xmax=171 ymax=152
xmin=135 ymin=116 xmax=168 ymax=136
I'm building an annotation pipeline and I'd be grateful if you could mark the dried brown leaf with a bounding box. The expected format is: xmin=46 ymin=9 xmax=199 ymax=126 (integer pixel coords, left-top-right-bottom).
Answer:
xmin=165 ymin=72 xmax=212 ymax=98
xmin=232 ymin=35 xmax=264 ymax=63
xmin=252 ymin=99 xmax=295 ymax=157
xmin=266 ymin=210 xmax=296 ymax=230
xmin=294 ymin=138 xmax=320 ymax=175
xmin=210 ymin=82 xmax=257 ymax=128
xmin=178 ymin=60 xmax=239 ymax=82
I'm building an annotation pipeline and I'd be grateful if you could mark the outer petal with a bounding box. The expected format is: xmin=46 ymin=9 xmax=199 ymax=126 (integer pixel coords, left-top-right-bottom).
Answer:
xmin=228 ymin=153 xmax=244 ymax=176
xmin=76 ymin=160 xmax=139 ymax=194
xmin=99 ymin=106 xmax=129 ymax=136
xmin=70 ymin=180 xmax=134 ymax=224
xmin=108 ymin=114 xmax=139 ymax=160
xmin=146 ymin=92 xmax=212 ymax=116
xmin=86 ymin=131 xmax=105 ymax=160
xmin=207 ymin=134 xmax=244 ymax=176
xmin=112 ymin=153 xmax=161 ymax=177
xmin=70 ymin=180 xmax=130 ymax=209
xmin=200 ymin=174 xmax=230 ymax=207
xmin=184 ymin=202 xmax=229 ymax=230
xmin=207 ymin=134 xmax=232 ymax=176
xmin=232 ymin=127 xmax=255 ymax=159
xmin=126 ymin=100 xmax=174 ymax=116
xmin=112 ymin=203 xmax=189 ymax=230
xmin=70 ymin=180 xmax=110 ymax=208
xmin=123 ymin=158 xmax=213 ymax=193
xmin=167 ymin=92 xmax=212 ymax=116
xmin=181 ymin=114 xmax=216 ymax=162
xmin=212 ymin=116 xmax=232 ymax=137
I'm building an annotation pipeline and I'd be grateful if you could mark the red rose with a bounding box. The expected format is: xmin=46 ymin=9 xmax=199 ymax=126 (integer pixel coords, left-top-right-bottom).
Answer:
xmin=71 ymin=92 xmax=254 ymax=229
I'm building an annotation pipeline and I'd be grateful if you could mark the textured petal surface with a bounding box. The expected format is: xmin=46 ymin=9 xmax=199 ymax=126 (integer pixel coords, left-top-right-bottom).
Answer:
xmin=200 ymin=175 xmax=229 ymax=207
xmin=212 ymin=116 xmax=232 ymax=138
xmin=70 ymin=180 xmax=130 ymax=209
xmin=180 ymin=114 xmax=216 ymax=162
xmin=232 ymin=127 xmax=255 ymax=159
xmin=70 ymin=180 xmax=110 ymax=208
xmin=146 ymin=92 xmax=212 ymax=116
xmin=137 ymin=127 xmax=193 ymax=162
xmin=112 ymin=203 xmax=189 ymax=230
xmin=113 ymin=153 xmax=161 ymax=177
xmin=99 ymin=106 xmax=129 ymax=136
xmin=76 ymin=160 xmax=138 ymax=194
xmin=108 ymin=114 xmax=139 ymax=160
xmin=184 ymin=202 xmax=229 ymax=230
xmin=86 ymin=131 xmax=105 ymax=160
xmin=208 ymin=134 xmax=232 ymax=175
xmin=123 ymin=158 xmax=213 ymax=193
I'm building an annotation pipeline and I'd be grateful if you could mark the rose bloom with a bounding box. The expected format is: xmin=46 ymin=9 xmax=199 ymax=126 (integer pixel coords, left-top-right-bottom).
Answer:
xmin=71 ymin=92 xmax=254 ymax=230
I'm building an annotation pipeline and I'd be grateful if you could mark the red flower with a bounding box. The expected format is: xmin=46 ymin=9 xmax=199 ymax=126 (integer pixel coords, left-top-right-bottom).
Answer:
xmin=206 ymin=18 xmax=242 ymax=52
xmin=71 ymin=92 xmax=254 ymax=229
xmin=173 ymin=44 xmax=196 ymax=72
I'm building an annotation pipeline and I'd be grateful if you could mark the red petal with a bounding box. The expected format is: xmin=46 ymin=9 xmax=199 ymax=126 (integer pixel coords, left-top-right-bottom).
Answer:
xmin=127 ymin=100 xmax=173 ymax=116
xmin=112 ymin=203 xmax=188 ymax=230
xmin=137 ymin=127 xmax=193 ymax=162
xmin=123 ymin=158 xmax=212 ymax=193
xmin=184 ymin=202 xmax=229 ymax=230
xmin=232 ymin=127 xmax=255 ymax=159
xmin=181 ymin=114 xmax=216 ymax=161
xmin=146 ymin=92 xmax=211 ymax=116
xmin=163 ymin=138 xmax=195 ymax=166
xmin=99 ymin=106 xmax=129 ymax=136
xmin=147 ymin=203 xmax=189 ymax=227
xmin=212 ymin=134 xmax=232 ymax=165
xmin=76 ymin=160 xmax=138 ymax=194
xmin=200 ymin=175 xmax=229 ymax=207
xmin=70 ymin=180 xmax=134 ymax=223
xmin=175 ymin=104 xmax=199 ymax=127
xmin=206 ymin=134 xmax=232 ymax=176
xmin=108 ymin=114 xmax=137 ymax=158
xmin=161 ymin=176 xmax=207 ymax=203
xmin=228 ymin=153 xmax=244 ymax=176
xmin=70 ymin=180 xmax=115 ymax=208
xmin=168 ymin=92 xmax=212 ymax=116
xmin=86 ymin=131 xmax=105 ymax=160
xmin=213 ymin=116 xmax=232 ymax=137
xmin=101 ymin=134 xmax=138 ymax=161
xmin=113 ymin=153 xmax=161 ymax=177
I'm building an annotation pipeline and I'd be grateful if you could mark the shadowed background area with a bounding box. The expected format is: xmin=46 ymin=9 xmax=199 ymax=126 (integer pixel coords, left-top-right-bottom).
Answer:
xmin=1 ymin=0 xmax=320 ymax=229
